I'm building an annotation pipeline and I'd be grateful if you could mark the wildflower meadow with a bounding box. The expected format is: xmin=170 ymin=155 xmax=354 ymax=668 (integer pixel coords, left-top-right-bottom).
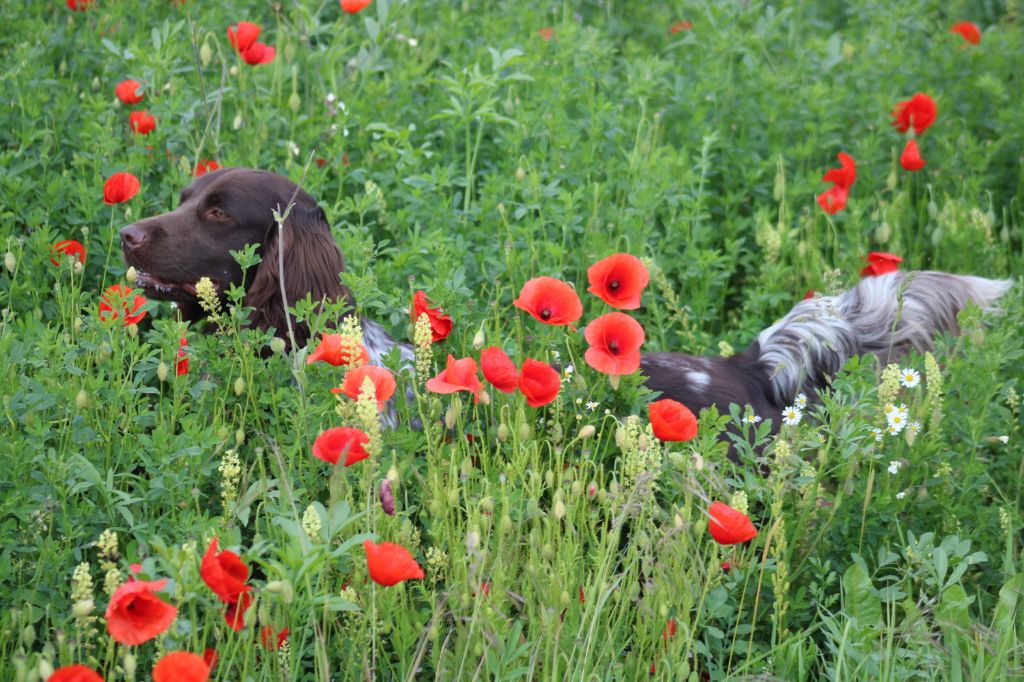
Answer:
xmin=2 ymin=1 xmax=1024 ymax=680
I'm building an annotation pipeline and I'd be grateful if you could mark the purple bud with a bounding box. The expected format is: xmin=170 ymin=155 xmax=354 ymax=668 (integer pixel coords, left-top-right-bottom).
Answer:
xmin=379 ymin=479 xmax=395 ymax=516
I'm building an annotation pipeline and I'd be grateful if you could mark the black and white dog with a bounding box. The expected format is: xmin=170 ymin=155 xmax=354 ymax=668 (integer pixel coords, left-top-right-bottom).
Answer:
xmin=641 ymin=271 xmax=1013 ymax=425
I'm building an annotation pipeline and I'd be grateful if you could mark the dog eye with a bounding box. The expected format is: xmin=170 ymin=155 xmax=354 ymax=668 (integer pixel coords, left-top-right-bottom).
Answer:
xmin=206 ymin=207 xmax=231 ymax=222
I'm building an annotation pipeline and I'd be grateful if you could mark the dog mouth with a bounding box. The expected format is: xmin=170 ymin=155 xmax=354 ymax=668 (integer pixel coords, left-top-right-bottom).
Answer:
xmin=133 ymin=270 xmax=203 ymax=301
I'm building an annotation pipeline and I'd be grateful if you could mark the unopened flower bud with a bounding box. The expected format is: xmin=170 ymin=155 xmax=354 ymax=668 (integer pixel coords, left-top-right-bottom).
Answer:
xmin=472 ymin=329 xmax=485 ymax=349
xmin=233 ymin=113 xmax=243 ymax=130
xmin=234 ymin=377 xmax=246 ymax=396
xmin=517 ymin=423 xmax=531 ymax=441
xmin=265 ymin=579 xmax=295 ymax=603
xmin=674 ymin=513 xmax=684 ymax=529
xmin=515 ymin=167 xmax=526 ymax=182
xmin=229 ymin=65 xmax=238 ymax=77
xmin=235 ymin=429 xmax=245 ymax=446
xmin=37 ymin=660 xmax=54 ymax=681
xmin=20 ymin=624 xmax=35 ymax=647
xmin=126 ymin=323 xmax=138 ymax=337
xmin=578 ymin=424 xmax=596 ymax=440
xmin=72 ymin=599 xmax=94 ymax=618
xmin=500 ymin=514 xmax=513 ymax=533
xmin=75 ymin=389 xmax=91 ymax=409
xmin=288 ymin=91 xmax=301 ymax=114
xmin=615 ymin=426 xmax=626 ymax=448
xmin=199 ymin=41 xmax=213 ymax=66
xmin=124 ymin=267 xmax=138 ymax=285
xmin=444 ymin=402 xmax=459 ymax=429
xmin=571 ymin=480 xmax=582 ymax=496
xmin=157 ymin=362 xmax=169 ymax=381
xmin=269 ymin=337 xmax=287 ymax=354
xmin=497 ymin=424 xmax=510 ymax=442
xmin=379 ymin=479 xmax=395 ymax=516
xmin=122 ymin=653 xmax=136 ymax=678
xmin=4 ymin=252 xmax=14 ymax=273
xmin=587 ymin=482 xmax=597 ymax=498
xmin=875 ymin=221 xmax=891 ymax=244
xmin=479 ymin=389 xmax=491 ymax=406
xmin=285 ymin=43 xmax=296 ymax=63
xmin=480 ymin=496 xmax=494 ymax=513
xmin=553 ymin=499 xmax=566 ymax=520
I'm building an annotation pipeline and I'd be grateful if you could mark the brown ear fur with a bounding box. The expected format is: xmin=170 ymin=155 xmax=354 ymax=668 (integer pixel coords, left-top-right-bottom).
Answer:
xmin=244 ymin=204 xmax=354 ymax=348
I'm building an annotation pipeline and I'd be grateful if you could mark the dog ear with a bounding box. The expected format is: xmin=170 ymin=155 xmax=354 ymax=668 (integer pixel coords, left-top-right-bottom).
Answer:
xmin=244 ymin=204 xmax=354 ymax=348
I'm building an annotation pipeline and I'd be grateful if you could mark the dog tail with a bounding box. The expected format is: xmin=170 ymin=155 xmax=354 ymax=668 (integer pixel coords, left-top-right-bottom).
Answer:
xmin=756 ymin=271 xmax=1014 ymax=406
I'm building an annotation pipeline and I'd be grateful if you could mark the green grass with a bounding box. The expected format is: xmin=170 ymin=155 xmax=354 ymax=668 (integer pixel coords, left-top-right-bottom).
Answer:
xmin=1 ymin=0 xmax=1022 ymax=680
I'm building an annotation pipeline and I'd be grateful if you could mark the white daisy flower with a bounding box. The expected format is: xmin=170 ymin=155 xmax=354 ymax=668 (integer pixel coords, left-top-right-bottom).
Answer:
xmin=887 ymin=423 xmax=903 ymax=436
xmin=585 ymin=401 xmax=599 ymax=411
xmin=896 ymin=491 xmax=906 ymax=500
xmin=896 ymin=403 xmax=909 ymax=418
xmin=870 ymin=427 xmax=884 ymax=442
xmin=907 ymin=420 xmax=922 ymax=437
xmin=794 ymin=393 xmax=808 ymax=409
xmin=884 ymin=403 xmax=898 ymax=417
xmin=998 ymin=435 xmax=1009 ymax=444
xmin=900 ymin=368 xmax=920 ymax=388
xmin=782 ymin=406 xmax=803 ymax=426
xmin=887 ymin=411 xmax=907 ymax=433
xmin=742 ymin=413 xmax=762 ymax=425
xmin=887 ymin=460 xmax=901 ymax=475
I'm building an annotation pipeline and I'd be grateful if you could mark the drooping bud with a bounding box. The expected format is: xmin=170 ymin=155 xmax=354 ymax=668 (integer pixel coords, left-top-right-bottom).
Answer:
xmin=125 ymin=266 xmax=138 ymax=284
xmin=379 ymin=479 xmax=395 ymax=516
xmin=234 ymin=377 xmax=246 ymax=396
xmin=157 ymin=361 xmax=169 ymax=381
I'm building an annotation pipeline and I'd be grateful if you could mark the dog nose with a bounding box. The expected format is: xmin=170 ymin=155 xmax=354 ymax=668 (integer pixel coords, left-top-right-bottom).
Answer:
xmin=120 ymin=224 xmax=147 ymax=250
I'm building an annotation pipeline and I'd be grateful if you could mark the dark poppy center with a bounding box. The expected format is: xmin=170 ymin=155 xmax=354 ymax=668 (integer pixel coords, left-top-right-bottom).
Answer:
xmin=609 ymin=279 xmax=620 ymax=291
xmin=540 ymin=308 xmax=551 ymax=320
xmin=608 ymin=340 xmax=619 ymax=354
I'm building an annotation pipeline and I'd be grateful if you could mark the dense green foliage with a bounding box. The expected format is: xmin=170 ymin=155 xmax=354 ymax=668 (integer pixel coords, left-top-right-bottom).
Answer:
xmin=1 ymin=0 xmax=1022 ymax=679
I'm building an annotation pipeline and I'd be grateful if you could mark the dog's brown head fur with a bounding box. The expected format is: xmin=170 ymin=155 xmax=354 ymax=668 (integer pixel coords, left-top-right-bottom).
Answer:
xmin=120 ymin=167 xmax=353 ymax=347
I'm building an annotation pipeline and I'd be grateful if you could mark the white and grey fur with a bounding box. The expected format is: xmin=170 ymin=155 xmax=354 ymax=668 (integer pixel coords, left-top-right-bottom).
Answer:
xmin=640 ymin=271 xmax=1013 ymax=427
xmin=360 ymin=316 xmax=417 ymax=429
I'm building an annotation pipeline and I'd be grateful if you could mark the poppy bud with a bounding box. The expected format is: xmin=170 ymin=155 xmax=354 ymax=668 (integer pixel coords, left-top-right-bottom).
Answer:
xmin=127 ymin=323 xmax=138 ymax=337
xmin=265 ymin=580 xmax=295 ymax=603
xmin=927 ymin=201 xmax=938 ymax=220
xmin=479 ymin=389 xmax=491 ymax=405
xmin=497 ymin=424 xmax=510 ymax=441
xmin=235 ymin=429 xmax=245 ymax=445
xmin=500 ymin=514 xmax=513 ymax=533
xmin=875 ymin=221 xmax=891 ymax=244
xmin=380 ymin=479 xmax=395 ymax=515
xmin=553 ymin=499 xmax=566 ymax=520
xmin=559 ymin=590 xmax=570 ymax=607
xmin=269 ymin=337 xmax=286 ymax=354
xmin=258 ymin=603 xmax=271 ymax=627
xmin=75 ymin=389 xmax=91 ymax=409
xmin=571 ymin=480 xmax=582 ymax=496
xmin=217 ymin=426 xmax=230 ymax=439
xmin=233 ymin=114 xmax=243 ymax=130
xmin=515 ymin=167 xmax=526 ymax=182
xmin=614 ymin=426 xmax=626 ymax=448
xmin=386 ymin=465 xmax=399 ymax=484
xmin=200 ymin=41 xmax=213 ymax=66
xmin=285 ymin=44 xmax=296 ymax=63
xmin=549 ymin=422 xmax=562 ymax=443
xmin=544 ymin=470 xmax=554 ymax=487
xmin=472 ymin=329 xmax=485 ymax=349
xmin=288 ymin=91 xmax=301 ymax=114
xmin=674 ymin=513 xmax=684 ymax=529
xmin=428 ymin=499 xmax=441 ymax=516
xmin=234 ymin=377 xmax=246 ymax=395
xmin=444 ymin=402 xmax=459 ymax=429
xmin=230 ymin=65 xmax=238 ymax=77
xmin=99 ymin=343 xmax=112 ymax=361
xmin=578 ymin=424 xmax=596 ymax=440
xmin=36 ymin=660 xmax=53 ymax=681
xmin=479 ymin=496 xmax=494 ymax=513
xmin=125 ymin=266 xmax=138 ymax=284
xmin=587 ymin=482 xmax=597 ymax=498
xmin=886 ymin=166 xmax=898 ymax=191
xmin=71 ymin=599 xmax=94 ymax=618
xmin=21 ymin=624 xmax=34 ymax=647
xmin=541 ymin=543 xmax=554 ymax=561
xmin=122 ymin=653 xmax=136 ymax=678
xmin=446 ymin=488 xmax=459 ymax=505
xmin=931 ymin=227 xmax=943 ymax=247
xmin=517 ymin=423 xmax=531 ymax=441
xmin=157 ymin=361 xmax=169 ymax=381
xmin=4 ymin=252 xmax=14 ymax=273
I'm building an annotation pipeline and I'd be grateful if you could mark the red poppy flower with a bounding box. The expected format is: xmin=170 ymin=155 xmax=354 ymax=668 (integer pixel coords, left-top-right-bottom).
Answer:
xmin=66 ymin=0 xmax=94 ymax=10
xmin=578 ymin=586 xmax=585 ymax=603
xmin=115 ymin=79 xmax=144 ymax=105
xmin=707 ymin=502 xmax=758 ymax=545
xmin=721 ymin=560 xmax=732 ymax=571
xmin=129 ymin=110 xmax=156 ymax=135
xmin=538 ymin=27 xmax=554 ymax=41
xmin=49 ymin=665 xmax=103 ymax=682
xmin=426 ymin=355 xmax=483 ymax=401
xmin=223 ymin=590 xmax=253 ymax=632
xmin=227 ymin=21 xmax=261 ymax=52
xmin=583 ymin=312 xmax=645 ymax=375
xmin=98 ymin=284 xmax=148 ymax=326
xmin=152 ymin=652 xmax=210 ymax=682
xmin=312 ymin=427 xmax=370 ymax=466
xmin=587 ymin=254 xmax=650 ymax=309
xmin=900 ymin=139 xmax=926 ymax=171
xmin=803 ymin=289 xmax=816 ymax=300
xmin=480 ymin=347 xmax=518 ymax=393
xmin=105 ymin=578 xmax=178 ymax=645
xmin=410 ymin=290 xmax=453 ymax=342
xmin=260 ymin=625 xmax=290 ymax=650
xmin=194 ymin=160 xmax=221 ymax=177
xmin=203 ymin=648 xmax=218 ymax=670
xmin=859 ymin=251 xmax=903 ymax=278
xmin=176 ymin=337 xmax=189 ymax=376
xmin=517 ymin=358 xmax=560 ymax=407
xmin=669 ymin=20 xmax=692 ymax=33
xmin=363 ymin=540 xmax=425 ymax=586
xmin=337 ymin=365 xmax=396 ymax=409
xmin=662 ymin=618 xmax=677 ymax=641
xmin=241 ymin=42 xmax=276 ymax=65
xmin=816 ymin=152 xmax=856 ymax=214
xmin=950 ymin=21 xmax=981 ymax=45
xmin=513 ymin=277 xmax=583 ymax=327
xmin=307 ymin=333 xmax=369 ymax=367
xmin=341 ymin=0 xmax=372 ymax=12
xmin=200 ymin=538 xmax=250 ymax=603
xmin=892 ymin=93 xmax=937 ymax=137
xmin=648 ymin=399 xmax=698 ymax=441
xmin=50 ymin=239 xmax=87 ymax=267
xmin=103 ymin=172 xmax=141 ymax=205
